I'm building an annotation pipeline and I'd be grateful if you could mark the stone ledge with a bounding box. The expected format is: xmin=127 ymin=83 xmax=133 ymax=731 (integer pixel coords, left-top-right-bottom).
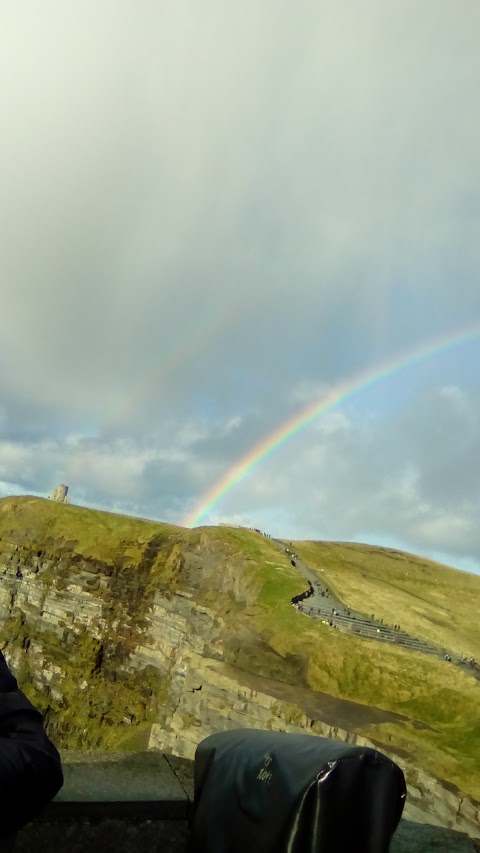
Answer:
xmin=10 ymin=751 xmax=480 ymax=853
xmin=47 ymin=751 xmax=192 ymax=819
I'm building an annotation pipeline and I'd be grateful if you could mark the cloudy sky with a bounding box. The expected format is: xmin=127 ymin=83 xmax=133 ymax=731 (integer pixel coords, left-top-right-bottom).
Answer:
xmin=1 ymin=1 xmax=479 ymax=574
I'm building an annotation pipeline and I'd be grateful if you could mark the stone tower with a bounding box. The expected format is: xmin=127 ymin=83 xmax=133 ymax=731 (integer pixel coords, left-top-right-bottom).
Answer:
xmin=50 ymin=484 xmax=69 ymax=503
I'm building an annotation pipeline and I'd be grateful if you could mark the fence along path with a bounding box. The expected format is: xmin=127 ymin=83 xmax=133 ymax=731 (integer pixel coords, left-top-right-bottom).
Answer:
xmin=270 ymin=538 xmax=479 ymax=681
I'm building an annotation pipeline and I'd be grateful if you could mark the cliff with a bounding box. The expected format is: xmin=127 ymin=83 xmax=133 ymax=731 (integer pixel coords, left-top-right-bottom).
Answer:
xmin=0 ymin=496 xmax=478 ymax=839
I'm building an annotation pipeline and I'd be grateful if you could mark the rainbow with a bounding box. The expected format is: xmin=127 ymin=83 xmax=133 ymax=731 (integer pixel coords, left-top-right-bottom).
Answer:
xmin=182 ymin=323 xmax=480 ymax=527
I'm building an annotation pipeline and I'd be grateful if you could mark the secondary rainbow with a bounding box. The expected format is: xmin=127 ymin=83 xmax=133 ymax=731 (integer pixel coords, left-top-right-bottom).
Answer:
xmin=100 ymin=301 xmax=234 ymax=432
xmin=182 ymin=322 xmax=480 ymax=527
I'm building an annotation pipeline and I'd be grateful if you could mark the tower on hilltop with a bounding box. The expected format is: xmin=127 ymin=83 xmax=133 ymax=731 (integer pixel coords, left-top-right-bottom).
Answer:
xmin=49 ymin=484 xmax=69 ymax=503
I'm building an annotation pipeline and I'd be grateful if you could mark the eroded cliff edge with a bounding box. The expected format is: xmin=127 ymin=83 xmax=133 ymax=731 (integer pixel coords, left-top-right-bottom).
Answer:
xmin=0 ymin=497 xmax=478 ymax=839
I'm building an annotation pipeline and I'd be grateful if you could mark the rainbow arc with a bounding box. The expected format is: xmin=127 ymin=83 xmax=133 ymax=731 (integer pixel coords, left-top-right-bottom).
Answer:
xmin=182 ymin=323 xmax=480 ymax=527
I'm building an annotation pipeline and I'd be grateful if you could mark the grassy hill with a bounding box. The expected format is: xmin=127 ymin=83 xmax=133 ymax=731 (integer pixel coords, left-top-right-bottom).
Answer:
xmin=0 ymin=495 xmax=181 ymax=562
xmin=0 ymin=497 xmax=479 ymax=802
xmin=292 ymin=539 xmax=480 ymax=660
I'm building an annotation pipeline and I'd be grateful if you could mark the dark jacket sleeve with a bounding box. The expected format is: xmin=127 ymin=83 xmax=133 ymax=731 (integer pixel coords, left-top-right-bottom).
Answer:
xmin=0 ymin=651 xmax=63 ymax=839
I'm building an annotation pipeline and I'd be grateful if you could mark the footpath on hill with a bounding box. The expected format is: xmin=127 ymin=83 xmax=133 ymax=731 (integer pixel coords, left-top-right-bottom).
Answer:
xmin=266 ymin=536 xmax=480 ymax=682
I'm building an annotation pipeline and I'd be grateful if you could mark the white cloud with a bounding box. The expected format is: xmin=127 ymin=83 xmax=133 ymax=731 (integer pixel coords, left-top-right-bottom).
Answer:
xmin=414 ymin=512 xmax=474 ymax=552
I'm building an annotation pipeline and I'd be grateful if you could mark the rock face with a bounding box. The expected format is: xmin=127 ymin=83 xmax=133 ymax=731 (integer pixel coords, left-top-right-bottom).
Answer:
xmin=0 ymin=497 xmax=478 ymax=842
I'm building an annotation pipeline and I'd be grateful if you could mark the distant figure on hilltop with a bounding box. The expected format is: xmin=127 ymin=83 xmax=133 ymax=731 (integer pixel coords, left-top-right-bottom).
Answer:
xmin=49 ymin=484 xmax=69 ymax=503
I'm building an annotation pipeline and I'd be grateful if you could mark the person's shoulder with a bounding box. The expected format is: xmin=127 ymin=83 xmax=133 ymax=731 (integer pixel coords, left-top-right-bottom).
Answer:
xmin=0 ymin=653 xmax=18 ymax=693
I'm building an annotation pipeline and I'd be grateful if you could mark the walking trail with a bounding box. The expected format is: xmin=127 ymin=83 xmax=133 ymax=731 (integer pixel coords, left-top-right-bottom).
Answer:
xmin=270 ymin=538 xmax=479 ymax=682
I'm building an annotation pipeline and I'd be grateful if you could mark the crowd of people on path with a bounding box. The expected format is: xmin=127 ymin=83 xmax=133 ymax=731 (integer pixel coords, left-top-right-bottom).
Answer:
xmin=252 ymin=528 xmax=478 ymax=675
xmin=253 ymin=528 xmax=272 ymax=539
xmin=459 ymin=654 xmax=478 ymax=670
xmin=288 ymin=573 xmax=475 ymax=672
xmin=292 ymin=581 xmax=477 ymax=667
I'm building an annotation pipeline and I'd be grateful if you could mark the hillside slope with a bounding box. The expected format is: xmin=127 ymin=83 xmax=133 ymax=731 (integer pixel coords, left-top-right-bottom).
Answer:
xmin=293 ymin=539 xmax=480 ymax=660
xmin=0 ymin=496 xmax=478 ymax=833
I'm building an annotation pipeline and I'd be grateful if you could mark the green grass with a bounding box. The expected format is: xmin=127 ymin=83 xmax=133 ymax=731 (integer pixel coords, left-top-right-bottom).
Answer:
xmin=0 ymin=495 xmax=180 ymax=563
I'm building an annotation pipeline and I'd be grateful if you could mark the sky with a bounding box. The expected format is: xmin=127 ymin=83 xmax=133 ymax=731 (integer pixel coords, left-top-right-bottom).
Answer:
xmin=1 ymin=1 xmax=479 ymax=575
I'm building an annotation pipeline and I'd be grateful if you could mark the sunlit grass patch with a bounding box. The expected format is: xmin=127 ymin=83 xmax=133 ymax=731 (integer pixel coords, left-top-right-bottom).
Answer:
xmin=0 ymin=495 xmax=178 ymax=564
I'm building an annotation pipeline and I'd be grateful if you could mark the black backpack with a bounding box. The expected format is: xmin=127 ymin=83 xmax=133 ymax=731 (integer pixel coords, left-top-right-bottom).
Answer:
xmin=188 ymin=728 xmax=406 ymax=853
